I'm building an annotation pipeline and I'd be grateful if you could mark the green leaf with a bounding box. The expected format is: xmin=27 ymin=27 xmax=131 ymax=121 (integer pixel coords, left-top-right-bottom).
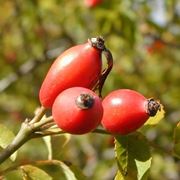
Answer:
xmin=0 ymin=124 xmax=17 ymax=161
xmin=173 ymin=121 xmax=180 ymax=159
xmin=135 ymin=159 xmax=151 ymax=180
xmin=144 ymin=104 xmax=165 ymax=126
xmin=114 ymin=135 xmax=128 ymax=176
xmin=21 ymin=165 xmax=52 ymax=180
xmin=114 ymin=170 xmax=125 ymax=180
xmin=114 ymin=132 xmax=152 ymax=180
xmin=41 ymin=160 xmax=86 ymax=180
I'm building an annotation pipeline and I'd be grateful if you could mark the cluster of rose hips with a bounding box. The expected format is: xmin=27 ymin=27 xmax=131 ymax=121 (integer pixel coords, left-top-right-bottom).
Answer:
xmin=39 ymin=37 xmax=161 ymax=135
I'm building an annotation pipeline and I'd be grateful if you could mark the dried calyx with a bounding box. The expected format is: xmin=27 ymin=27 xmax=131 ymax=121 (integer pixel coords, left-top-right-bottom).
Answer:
xmin=147 ymin=98 xmax=161 ymax=117
xmin=89 ymin=36 xmax=113 ymax=98
xmin=89 ymin=37 xmax=105 ymax=51
xmin=75 ymin=93 xmax=94 ymax=109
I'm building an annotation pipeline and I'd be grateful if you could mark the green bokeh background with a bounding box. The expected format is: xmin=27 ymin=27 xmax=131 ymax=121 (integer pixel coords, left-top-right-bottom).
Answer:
xmin=0 ymin=0 xmax=180 ymax=179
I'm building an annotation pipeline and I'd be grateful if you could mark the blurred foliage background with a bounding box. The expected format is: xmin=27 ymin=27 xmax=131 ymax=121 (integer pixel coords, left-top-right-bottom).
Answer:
xmin=0 ymin=0 xmax=180 ymax=179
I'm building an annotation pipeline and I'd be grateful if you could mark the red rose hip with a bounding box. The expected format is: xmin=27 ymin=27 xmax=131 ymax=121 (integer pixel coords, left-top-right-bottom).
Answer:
xmin=39 ymin=37 xmax=113 ymax=108
xmin=52 ymin=87 xmax=103 ymax=134
xmin=85 ymin=0 xmax=103 ymax=8
xmin=101 ymin=89 xmax=161 ymax=135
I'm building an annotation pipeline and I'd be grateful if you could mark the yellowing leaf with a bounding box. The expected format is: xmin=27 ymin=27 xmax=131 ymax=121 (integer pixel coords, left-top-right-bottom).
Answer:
xmin=145 ymin=104 xmax=165 ymax=126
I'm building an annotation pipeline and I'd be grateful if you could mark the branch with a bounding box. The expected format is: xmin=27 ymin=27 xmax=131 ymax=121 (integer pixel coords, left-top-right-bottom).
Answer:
xmin=0 ymin=107 xmax=47 ymax=164
xmin=0 ymin=122 xmax=33 ymax=164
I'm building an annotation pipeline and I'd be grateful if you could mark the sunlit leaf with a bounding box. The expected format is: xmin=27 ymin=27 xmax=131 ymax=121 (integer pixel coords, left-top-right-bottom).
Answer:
xmin=114 ymin=170 xmax=124 ymax=180
xmin=173 ymin=121 xmax=180 ymax=159
xmin=21 ymin=165 xmax=52 ymax=180
xmin=0 ymin=124 xmax=17 ymax=161
xmin=40 ymin=160 xmax=86 ymax=180
xmin=135 ymin=159 xmax=152 ymax=180
xmin=115 ymin=132 xmax=152 ymax=180
xmin=114 ymin=136 xmax=128 ymax=176
xmin=144 ymin=104 xmax=165 ymax=126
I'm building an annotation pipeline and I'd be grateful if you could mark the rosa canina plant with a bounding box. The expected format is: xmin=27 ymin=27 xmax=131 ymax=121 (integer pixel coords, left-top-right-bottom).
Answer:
xmin=0 ymin=37 xmax=170 ymax=180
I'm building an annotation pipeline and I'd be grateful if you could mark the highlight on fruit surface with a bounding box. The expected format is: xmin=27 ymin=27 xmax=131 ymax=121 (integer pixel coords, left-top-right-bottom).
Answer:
xmin=39 ymin=36 xmax=113 ymax=108
xmin=101 ymin=89 xmax=161 ymax=135
xmin=52 ymin=87 xmax=103 ymax=135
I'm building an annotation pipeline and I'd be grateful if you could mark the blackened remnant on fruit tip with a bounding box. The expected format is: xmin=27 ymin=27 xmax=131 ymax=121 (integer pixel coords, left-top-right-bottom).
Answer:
xmin=89 ymin=36 xmax=105 ymax=51
xmin=75 ymin=93 xmax=94 ymax=110
xmin=147 ymin=98 xmax=161 ymax=117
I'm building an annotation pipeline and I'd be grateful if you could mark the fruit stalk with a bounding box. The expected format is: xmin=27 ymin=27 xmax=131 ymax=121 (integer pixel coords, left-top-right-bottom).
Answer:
xmin=92 ymin=38 xmax=113 ymax=97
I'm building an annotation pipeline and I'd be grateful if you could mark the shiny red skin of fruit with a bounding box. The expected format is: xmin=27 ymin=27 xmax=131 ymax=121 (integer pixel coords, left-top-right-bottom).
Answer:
xmin=52 ymin=87 xmax=103 ymax=135
xmin=101 ymin=89 xmax=149 ymax=135
xmin=85 ymin=0 xmax=102 ymax=7
xmin=39 ymin=43 xmax=102 ymax=108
